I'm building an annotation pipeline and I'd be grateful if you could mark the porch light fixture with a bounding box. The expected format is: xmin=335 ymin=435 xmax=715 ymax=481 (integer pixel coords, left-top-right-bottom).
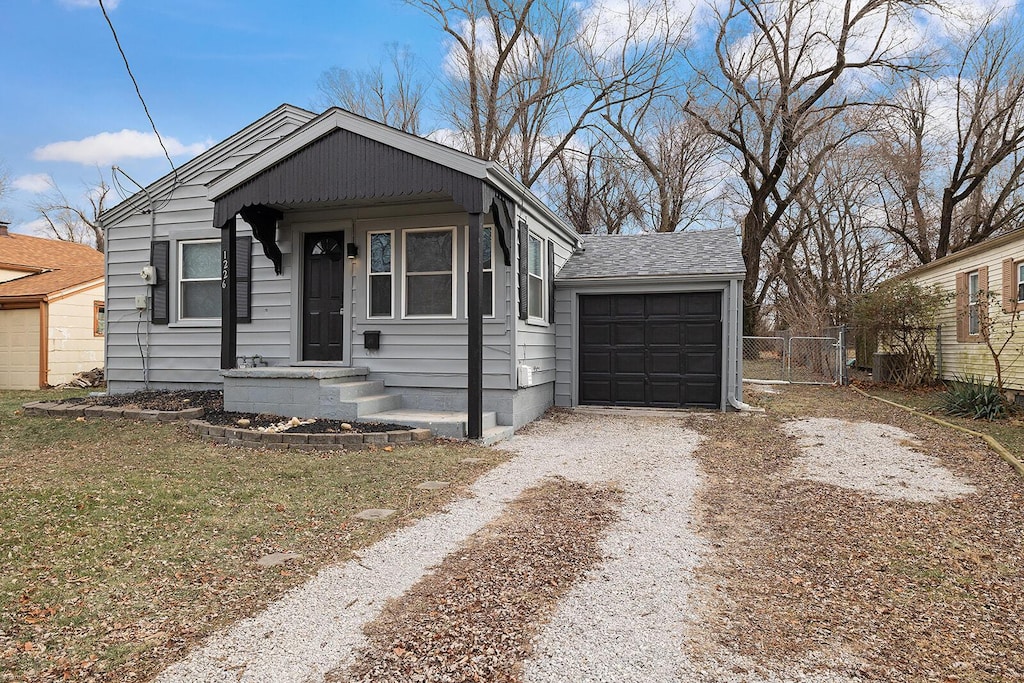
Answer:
xmin=346 ymin=242 xmax=359 ymax=259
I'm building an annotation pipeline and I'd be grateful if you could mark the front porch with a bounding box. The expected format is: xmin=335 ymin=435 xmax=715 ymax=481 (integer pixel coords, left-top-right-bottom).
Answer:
xmin=221 ymin=366 xmax=513 ymax=444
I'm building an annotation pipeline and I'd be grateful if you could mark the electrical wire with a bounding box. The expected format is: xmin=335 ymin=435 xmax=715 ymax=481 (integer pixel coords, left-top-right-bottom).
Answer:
xmin=98 ymin=0 xmax=179 ymax=186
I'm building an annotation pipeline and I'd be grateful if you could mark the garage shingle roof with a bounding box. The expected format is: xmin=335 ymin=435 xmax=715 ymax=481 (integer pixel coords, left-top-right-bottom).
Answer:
xmin=556 ymin=228 xmax=744 ymax=280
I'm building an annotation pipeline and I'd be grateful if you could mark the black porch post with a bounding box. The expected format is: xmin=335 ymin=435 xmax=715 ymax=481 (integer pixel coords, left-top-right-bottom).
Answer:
xmin=467 ymin=212 xmax=483 ymax=440
xmin=220 ymin=216 xmax=237 ymax=370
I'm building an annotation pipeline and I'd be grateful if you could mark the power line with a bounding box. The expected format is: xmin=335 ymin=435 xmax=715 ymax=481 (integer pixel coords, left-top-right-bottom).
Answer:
xmin=98 ymin=0 xmax=179 ymax=185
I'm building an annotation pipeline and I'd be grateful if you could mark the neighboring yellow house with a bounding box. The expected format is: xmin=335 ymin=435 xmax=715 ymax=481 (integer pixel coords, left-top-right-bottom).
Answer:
xmin=0 ymin=222 xmax=105 ymax=390
xmin=900 ymin=228 xmax=1024 ymax=396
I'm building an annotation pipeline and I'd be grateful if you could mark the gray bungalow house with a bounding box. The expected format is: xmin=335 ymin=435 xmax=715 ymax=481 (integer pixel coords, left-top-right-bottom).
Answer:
xmin=101 ymin=105 xmax=745 ymax=441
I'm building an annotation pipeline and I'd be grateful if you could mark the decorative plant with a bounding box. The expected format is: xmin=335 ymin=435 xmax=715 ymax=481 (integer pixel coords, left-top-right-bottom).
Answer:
xmin=853 ymin=281 xmax=948 ymax=386
xmin=939 ymin=374 xmax=1007 ymax=420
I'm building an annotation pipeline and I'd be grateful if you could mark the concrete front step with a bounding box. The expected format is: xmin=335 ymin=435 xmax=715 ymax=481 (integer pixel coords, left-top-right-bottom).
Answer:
xmin=363 ymin=409 xmax=500 ymax=439
xmin=478 ymin=425 xmax=515 ymax=446
xmin=322 ymin=380 xmax=387 ymax=400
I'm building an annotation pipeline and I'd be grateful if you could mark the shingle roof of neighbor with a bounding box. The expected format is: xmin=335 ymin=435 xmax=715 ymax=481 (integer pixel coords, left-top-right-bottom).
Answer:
xmin=556 ymin=228 xmax=745 ymax=280
xmin=0 ymin=232 xmax=104 ymax=298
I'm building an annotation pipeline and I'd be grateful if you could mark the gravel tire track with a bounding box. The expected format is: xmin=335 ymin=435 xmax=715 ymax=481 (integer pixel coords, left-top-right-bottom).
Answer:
xmin=154 ymin=411 xmax=705 ymax=683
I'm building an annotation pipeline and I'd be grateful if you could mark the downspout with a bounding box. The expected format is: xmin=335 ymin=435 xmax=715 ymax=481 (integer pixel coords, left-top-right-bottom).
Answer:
xmin=727 ymin=277 xmax=764 ymax=413
xmin=38 ymin=301 xmax=49 ymax=389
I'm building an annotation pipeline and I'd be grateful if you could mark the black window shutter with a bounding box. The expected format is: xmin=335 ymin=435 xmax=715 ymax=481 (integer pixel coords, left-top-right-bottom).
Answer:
xmin=235 ymin=234 xmax=252 ymax=324
xmin=151 ymin=240 xmax=170 ymax=325
xmin=547 ymin=240 xmax=555 ymax=323
xmin=517 ymin=220 xmax=529 ymax=320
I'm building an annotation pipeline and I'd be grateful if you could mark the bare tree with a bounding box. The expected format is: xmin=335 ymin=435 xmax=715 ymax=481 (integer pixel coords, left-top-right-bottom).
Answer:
xmin=602 ymin=104 xmax=719 ymax=232
xmin=872 ymin=14 xmax=1024 ymax=264
xmin=684 ymin=0 xmax=930 ymax=334
xmin=316 ymin=44 xmax=427 ymax=134
xmin=768 ymin=148 xmax=904 ymax=330
xmin=550 ymin=142 xmax=642 ymax=234
xmin=406 ymin=0 xmax=687 ymax=186
xmin=32 ymin=176 xmax=109 ymax=253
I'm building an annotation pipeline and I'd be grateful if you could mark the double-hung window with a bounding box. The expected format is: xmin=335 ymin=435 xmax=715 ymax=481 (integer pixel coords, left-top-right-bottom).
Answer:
xmin=179 ymin=239 xmax=221 ymax=320
xmin=968 ymin=270 xmax=981 ymax=335
xmin=1017 ymin=262 xmax=1024 ymax=303
xmin=368 ymin=231 xmax=394 ymax=318
xmin=404 ymin=228 xmax=455 ymax=317
xmin=527 ymin=232 xmax=544 ymax=320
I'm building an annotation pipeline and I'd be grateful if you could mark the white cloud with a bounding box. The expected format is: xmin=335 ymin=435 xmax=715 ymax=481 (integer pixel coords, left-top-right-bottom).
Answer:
xmin=32 ymin=130 xmax=210 ymax=166
xmin=59 ymin=0 xmax=121 ymax=9
xmin=581 ymin=0 xmax=699 ymax=54
xmin=12 ymin=174 xmax=53 ymax=194
xmin=15 ymin=218 xmax=52 ymax=236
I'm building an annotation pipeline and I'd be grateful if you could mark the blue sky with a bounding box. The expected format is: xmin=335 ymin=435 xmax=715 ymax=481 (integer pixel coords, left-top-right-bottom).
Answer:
xmin=0 ymin=0 xmax=444 ymax=232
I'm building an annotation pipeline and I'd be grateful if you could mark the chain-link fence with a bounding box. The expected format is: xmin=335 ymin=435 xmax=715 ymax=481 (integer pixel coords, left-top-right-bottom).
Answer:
xmin=743 ymin=327 xmax=846 ymax=385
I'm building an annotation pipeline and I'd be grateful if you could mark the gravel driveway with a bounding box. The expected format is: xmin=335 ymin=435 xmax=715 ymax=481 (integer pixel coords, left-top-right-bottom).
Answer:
xmin=155 ymin=410 xmax=707 ymax=683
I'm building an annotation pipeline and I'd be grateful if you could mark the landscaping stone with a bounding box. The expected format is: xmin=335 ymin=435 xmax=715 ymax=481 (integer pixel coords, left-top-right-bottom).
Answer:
xmin=354 ymin=509 xmax=396 ymax=521
xmin=387 ymin=430 xmax=412 ymax=442
xmin=362 ymin=433 xmax=387 ymax=445
xmin=410 ymin=428 xmax=433 ymax=441
xmin=255 ymin=552 xmax=303 ymax=568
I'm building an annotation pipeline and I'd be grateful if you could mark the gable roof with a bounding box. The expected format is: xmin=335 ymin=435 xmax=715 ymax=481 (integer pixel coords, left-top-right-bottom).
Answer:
xmin=0 ymin=265 xmax=103 ymax=298
xmin=100 ymin=104 xmax=316 ymax=228
xmin=0 ymin=232 xmax=104 ymax=299
xmin=556 ymin=229 xmax=745 ymax=281
xmin=207 ymin=107 xmax=580 ymax=246
xmin=0 ymin=231 xmax=103 ymax=272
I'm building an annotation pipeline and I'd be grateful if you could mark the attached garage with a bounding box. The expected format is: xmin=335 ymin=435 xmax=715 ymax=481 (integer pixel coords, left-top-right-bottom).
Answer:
xmin=554 ymin=230 xmax=746 ymax=411
xmin=578 ymin=292 xmax=722 ymax=408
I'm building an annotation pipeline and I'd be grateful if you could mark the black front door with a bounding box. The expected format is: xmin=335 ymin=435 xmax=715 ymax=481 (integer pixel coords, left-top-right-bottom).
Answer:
xmin=303 ymin=232 xmax=345 ymax=361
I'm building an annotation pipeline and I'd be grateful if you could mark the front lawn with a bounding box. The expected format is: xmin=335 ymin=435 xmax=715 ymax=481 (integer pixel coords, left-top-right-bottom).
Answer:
xmin=0 ymin=389 xmax=505 ymax=682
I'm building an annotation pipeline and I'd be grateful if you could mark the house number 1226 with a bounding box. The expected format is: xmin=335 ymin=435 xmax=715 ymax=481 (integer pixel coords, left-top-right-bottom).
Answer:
xmin=221 ymin=250 xmax=229 ymax=290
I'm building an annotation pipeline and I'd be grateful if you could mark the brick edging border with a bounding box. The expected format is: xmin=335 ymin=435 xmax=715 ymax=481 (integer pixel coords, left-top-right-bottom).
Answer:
xmin=187 ymin=420 xmax=433 ymax=451
xmin=20 ymin=401 xmax=434 ymax=450
xmin=21 ymin=401 xmax=205 ymax=421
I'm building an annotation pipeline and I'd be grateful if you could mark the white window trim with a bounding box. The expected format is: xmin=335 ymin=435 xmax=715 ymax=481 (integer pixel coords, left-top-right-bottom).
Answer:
xmin=1016 ymin=261 xmax=1024 ymax=303
xmin=178 ymin=238 xmax=221 ymax=322
xmin=527 ymin=231 xmax=546 ymax=322
xmin=367 ymin=229 xmax=395 ymax=319
xmin=968 ymin=270 xmax=980 ymax=336
xmin=464 ymin=224 xmax=496 ymax=319
xmin=402 ymin=226 xmax=457 ymax=319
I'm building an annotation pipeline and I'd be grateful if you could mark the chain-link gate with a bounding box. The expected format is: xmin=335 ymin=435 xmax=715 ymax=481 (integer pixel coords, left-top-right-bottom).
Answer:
xmin=743 ymin=327 xmax=846 ymax=385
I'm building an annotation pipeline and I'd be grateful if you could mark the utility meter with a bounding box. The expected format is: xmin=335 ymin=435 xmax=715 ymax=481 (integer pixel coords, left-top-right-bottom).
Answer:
xmin=140 ymin=265 xmax=157 ymax=284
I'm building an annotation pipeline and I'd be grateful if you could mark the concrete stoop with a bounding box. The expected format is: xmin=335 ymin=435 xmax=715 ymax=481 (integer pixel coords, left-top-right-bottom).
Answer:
xmin=223 ymin=365 xmax=513 ymax=444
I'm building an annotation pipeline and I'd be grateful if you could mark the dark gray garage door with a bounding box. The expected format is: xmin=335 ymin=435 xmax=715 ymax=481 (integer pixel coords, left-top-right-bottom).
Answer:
xmin=579 ymin=292 xmax=722 ymax=408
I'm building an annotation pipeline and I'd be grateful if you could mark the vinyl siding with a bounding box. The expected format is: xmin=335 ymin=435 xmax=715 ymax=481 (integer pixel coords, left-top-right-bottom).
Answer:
xmin=46 ymin=284 xmax=105 ymax=385
xmin=294 ymin=207 xmax=515 ymax=390
xmin=902 ymin=232 xmax=1024 ymax=390
xmin=104 ymin=112 xmax=308 ymax=393
xmin=515 ymin=211 xmax=576 ymax=388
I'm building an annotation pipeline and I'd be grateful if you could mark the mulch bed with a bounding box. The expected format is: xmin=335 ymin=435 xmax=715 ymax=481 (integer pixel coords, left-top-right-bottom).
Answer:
xmin=327 ymin=477 xmax=622 ymax=683
xmin=57 ymin=390 xmax=411 ymax=434
xmin=688 ymin=385 xmax=1024 ymax=680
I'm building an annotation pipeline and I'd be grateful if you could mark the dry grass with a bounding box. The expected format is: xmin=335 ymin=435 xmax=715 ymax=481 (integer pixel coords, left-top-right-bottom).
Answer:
xmin=691 ymin=384 xmax=1024 ymax=680
xmin=0 ymin=389 xmax=506 ymax=682
xmin=863 ymin=383 xmax=1024 ymax=461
